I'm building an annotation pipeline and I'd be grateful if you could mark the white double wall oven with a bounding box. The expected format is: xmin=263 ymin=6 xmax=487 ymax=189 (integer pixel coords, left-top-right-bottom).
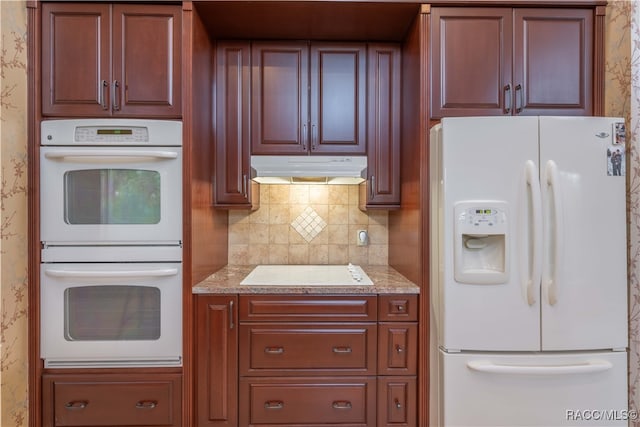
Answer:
xmin=39 ymin=119 xmax=183 ymax=368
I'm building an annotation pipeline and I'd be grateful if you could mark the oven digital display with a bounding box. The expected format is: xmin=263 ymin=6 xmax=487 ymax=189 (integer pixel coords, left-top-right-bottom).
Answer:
xmin=96 ymin=129 xmax=133 ymax=135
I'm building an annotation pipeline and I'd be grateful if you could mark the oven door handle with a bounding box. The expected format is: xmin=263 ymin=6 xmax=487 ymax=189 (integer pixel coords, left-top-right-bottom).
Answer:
xmin=44 ymin=150 xmax=179 ymax=160
xmin=44 ymin=268 xmax=179 ymax=279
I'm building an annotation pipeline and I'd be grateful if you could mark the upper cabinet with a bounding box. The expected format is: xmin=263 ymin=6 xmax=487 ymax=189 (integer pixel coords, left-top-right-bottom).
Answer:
xmin=430 ymin=7 xmax=593 ymax=118
xmin=251 ymin=42 xmax=367 ymax=155
xmin=41 ymin=3 xmax=182 ymax=118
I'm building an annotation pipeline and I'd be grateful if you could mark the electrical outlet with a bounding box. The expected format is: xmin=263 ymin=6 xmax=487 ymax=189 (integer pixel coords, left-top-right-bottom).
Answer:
xmin=356 ymin=229 xmax=368 ymax=246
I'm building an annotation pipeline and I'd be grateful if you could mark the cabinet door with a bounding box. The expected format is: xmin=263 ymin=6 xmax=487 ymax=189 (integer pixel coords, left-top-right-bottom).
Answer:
xmin=196 ymin=295 xmax=238 ymax=427
xmin=377 ymin=377 xmax=416 ymax=427
xmin=430 ymin=8 xmax=513 ymax=118
xmin=112 ymin=4 xmax=182 ymax=117
xmin=251 ymin=42 xmax=309 ymax=154
xmin=41 ymin=3 xmax=111 ymax=117
xmin=215 ymin=42 xmax=256 ymax=207
xmin=513 ymin=8 xmax=593 ymax=116
xmin=310 ymin=44 xmax=366 ymax=154
xmin=363 ymin=44 xmax=401 ymax=208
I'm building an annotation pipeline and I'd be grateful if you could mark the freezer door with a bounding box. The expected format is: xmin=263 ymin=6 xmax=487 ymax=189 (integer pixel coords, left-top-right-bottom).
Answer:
xmin=538 ymin=117 xmax=627 ymax=351
xmin=439 ymin=350 xmax=628 ymax=427
xmin=435 ymin=116 xmax=541 ymax=351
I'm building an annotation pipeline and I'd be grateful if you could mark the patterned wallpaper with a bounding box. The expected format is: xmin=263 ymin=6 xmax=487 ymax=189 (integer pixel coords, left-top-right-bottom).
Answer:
xmin=0 ymin=2 xmax=636 ymax=426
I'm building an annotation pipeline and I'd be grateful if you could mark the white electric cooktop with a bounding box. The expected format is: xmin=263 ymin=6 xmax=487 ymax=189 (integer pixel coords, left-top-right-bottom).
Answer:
xmin=240 ymin=264 xmax=373 ymax=286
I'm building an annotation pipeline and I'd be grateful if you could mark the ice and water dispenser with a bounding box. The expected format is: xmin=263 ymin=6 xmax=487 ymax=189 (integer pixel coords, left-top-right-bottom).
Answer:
xmin=454 ymin=201 xmax=509 ymax=284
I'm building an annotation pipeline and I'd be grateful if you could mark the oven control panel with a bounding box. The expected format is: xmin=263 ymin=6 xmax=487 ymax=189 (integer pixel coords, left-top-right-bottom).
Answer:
xmin=74 ymin=126 xmax=149 ymax=143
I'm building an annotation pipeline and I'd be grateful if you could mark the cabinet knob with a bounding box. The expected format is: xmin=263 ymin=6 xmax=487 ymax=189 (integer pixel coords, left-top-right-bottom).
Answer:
xmin=515 ymin=84 xmax=523 ymax=114
xmin=395 ymin=345 xmax=405 ymax=353
xmin=396 ymin=304 xmax=405 ymax=311
xmin=395 ymin=398 xmax=403 ymax=409
xmin=265 ymin=400 xmax=284 ymax=410
xmin=264 ymin=346 xmax=285 ymax=354
xmin=136 ymin=400 xmax=158 ymax=409
xmin=65 ymin=400 xmax=88 ymax=410
xmin=332 ymin=401 xmax=353 ymax=409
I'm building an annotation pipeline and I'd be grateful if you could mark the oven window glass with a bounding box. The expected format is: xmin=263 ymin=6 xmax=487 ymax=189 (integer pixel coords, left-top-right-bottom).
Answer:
xmin=65 ymin=286 xmax=161 ymax=341
xmin=64 ymin=169 xmax=161 ymax=224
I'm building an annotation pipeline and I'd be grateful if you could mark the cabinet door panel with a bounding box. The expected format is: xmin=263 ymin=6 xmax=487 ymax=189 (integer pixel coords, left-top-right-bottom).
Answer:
xmin=42 ymin=3 xmax=111 ymax=117
xmin=112 ymin=4 xmax=182 ymax=117
xmin=215 ymin=42 xmax=253 ymax=207
xmin=252 ymin=43 xmax=309 ymax=154
xmin=196 ymin=295 xmax=238 ymax=427
xmin=514 ymin=8 xmax=592 ymax=116
xmin=430 ymin=8 xmax=513 ymax=118
xmin=377 ymin=377 xmax=416 ymax=427
xmin=310 ymin=44 xmax=366 ymax=154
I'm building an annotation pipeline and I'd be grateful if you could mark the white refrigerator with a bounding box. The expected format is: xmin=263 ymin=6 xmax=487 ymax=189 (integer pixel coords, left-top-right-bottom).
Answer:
xmin=429 ymin=116 xmax=629 ymax=426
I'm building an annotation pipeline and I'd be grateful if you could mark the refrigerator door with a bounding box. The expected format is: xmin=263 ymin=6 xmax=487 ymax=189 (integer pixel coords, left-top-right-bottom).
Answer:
xmin=538 ymin=117 xmax=627 ymax=351
xmin=434 ymin=116 xmax=541 ymax=351
xmin=439 ymin=350 xmax=628 ymax=427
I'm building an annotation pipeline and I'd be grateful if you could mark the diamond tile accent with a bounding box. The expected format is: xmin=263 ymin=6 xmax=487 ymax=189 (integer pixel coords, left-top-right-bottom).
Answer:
xmin=291 ymin=206 xmax=327 ymax=242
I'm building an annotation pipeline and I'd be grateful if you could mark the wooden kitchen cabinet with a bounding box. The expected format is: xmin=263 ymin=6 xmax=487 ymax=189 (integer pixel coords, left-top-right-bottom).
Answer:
xmin=195 ymin=295 xmax=238 ymax=427
xmin=41 ymin=372 xmax=182 ymax=427
xmin=430 ymin=7 xmax=593 ymax=118
xmin=251 ymin=42 xmax=367 ymax=155
xmin=41 ymin=3 xmax=181 ymax=118
xmin=214 ymin=41 xmax=258 ymax=209
xmin=361 ymin=44 xmax=401 ymax=209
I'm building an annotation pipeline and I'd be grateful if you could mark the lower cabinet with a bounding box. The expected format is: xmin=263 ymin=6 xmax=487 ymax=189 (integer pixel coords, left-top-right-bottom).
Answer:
xmin=196 ymin=293 xmax=417 ymax=427
xmin=41 ymin=372 xmax=182 ymax=427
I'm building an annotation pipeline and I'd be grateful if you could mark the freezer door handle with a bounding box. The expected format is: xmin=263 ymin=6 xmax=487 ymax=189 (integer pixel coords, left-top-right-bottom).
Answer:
xmin=522 ymin=160 xmax=542 ymax=306
xmin=467 ymin=359 xmax=612 ymax=375
xmin=542 ymin=160 xmax=563 ymax=306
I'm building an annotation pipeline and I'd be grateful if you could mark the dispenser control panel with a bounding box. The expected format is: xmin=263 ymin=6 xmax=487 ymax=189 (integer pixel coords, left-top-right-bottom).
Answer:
xmin=457 ymin=205 xmax=507 ymax=234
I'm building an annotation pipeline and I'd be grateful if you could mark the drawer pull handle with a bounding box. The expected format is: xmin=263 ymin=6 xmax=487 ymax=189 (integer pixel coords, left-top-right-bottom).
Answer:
xmin=332 ymin=401 xmax=352 ymax=409
xmin=332 ymin=346 xmax=352 ymax=354
xmin=264 ymin=400 xmax=284 ymax=410
xmin=136 ymin=400 xmax=158 ymax=409
xmin=396 ymin=345 xmax=405 ymax=353
xmin=396 ymin=305 xmax=405 ymax=311
xmin=65 ymin=400 xmax=88 ymax=410
xmin=395 ymin=398 xmax=403 ymax=409
xmin=264 ymin=346 xmax=284 ymax=354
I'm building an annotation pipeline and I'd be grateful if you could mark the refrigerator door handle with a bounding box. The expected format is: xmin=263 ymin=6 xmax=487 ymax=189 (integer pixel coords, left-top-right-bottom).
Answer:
xmin=543 ymin=160 xmax=562 ymax=306
xmin=523 ymin=160 xmax=542 ymax=306
xmin=467 ymin=359 xmax=612 ymax=375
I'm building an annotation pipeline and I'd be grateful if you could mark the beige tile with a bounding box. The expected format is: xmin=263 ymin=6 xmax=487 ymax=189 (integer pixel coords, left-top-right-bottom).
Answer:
xmin=288 ymin=244 xmax=309 ymax=264
xmin=249 ymin=244 xmax=269 ymax=264
xmin=249 ymin=205 xmax=270 ymax=224
xmin=229 ymin=244 xmax=249 ymax=265
xmin=328 ymin=244 xmax=349 ymax=264
xmin=249 ymin=223 xmax=269 ymax=244
xmin=309 ymin=226 xmax=329 ymax=245
xmin=269 ymin=224 xmax=290 ymax=244
xmin=229 ymin=210 xmax=249 ymax=225
xmin=328 ymin=204 xmax=349 ymax=225
xmin=348 ymin=185 xmax=360 ymax=206
xmin=310 ymin=204 xmax=329 ymax=221
xmin=288 ymin=226 xmax=307 ymax=245
xmin=328 ymin=185 xmax=349 ymax=205
xmin=270 ymin=185 xmax=290 ymax=204
xmin=368 ymin=244 xmax=388 ymax=265
xmin=228 ymin=222 xmax=249 ymax=244
xmin=328 ymin=224 xmax=349 ymax=244
xmin=348 ymin=244 xmax=369 ymax=266
xmin=309 ymin=185 xmax=329 ymax=204
xmin=289 ymin=185 xmax=310 ymax=204
xmin=269 ymin=205 xmax=290 ymax=224
xmin=368 ymin=210 xmax=388 ymax=226
xmin=368 ymin=224 xmax=388 ymax=245
xmin=348 ymin=205 xmax=369 ymax=225
xmin=268 ymin=244 xmax=289 ymax=264
xmin=260 ymin=184 xmax=270 ymax=204
xmin=309 ymin=245 xmax=329 ymax=264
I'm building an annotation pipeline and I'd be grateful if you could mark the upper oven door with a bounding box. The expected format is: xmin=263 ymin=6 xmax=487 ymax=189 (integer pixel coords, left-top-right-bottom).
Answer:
xmin=40 ymin=146 xmax=182 ymax=245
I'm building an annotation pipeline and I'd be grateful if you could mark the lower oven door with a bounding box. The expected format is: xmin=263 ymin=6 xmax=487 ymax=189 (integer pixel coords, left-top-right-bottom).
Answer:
xmin=40 ymin=262 xmax=182 ymax=368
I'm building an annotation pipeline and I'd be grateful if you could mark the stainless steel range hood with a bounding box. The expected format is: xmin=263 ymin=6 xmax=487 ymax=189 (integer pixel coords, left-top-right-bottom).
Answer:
xmin=250 ymin=155 xmax=367 ymax=185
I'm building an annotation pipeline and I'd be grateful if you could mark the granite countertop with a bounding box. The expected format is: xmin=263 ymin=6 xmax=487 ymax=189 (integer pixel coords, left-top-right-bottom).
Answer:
xmin=192 ymin=265 xmax=420 ymax=294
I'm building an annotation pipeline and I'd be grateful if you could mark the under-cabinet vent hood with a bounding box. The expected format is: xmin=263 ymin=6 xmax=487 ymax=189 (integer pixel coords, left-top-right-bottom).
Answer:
xmin=250 ymin=155 xmax=367 ymax=185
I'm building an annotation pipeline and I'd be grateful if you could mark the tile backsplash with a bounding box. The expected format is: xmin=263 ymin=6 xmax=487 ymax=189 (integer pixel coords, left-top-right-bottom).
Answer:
xmin=228 ymin=184 xmax=388 ymax=265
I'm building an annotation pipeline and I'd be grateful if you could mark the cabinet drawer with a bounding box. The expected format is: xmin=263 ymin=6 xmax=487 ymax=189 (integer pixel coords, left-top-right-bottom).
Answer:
xmin=378 ymin=323 xmax=418 ymax=375
xmin=240 ymin=295 xmax=377 ymax=322
xmin=378 ymin=294 xmax=418 ymax=321
xmin=42 ymin=373 xmax=181 ymax=427
xmin=239 ymin=377 xmax=376 ymax=426
xmin=240 ymin=323 xmax=376 ymax=375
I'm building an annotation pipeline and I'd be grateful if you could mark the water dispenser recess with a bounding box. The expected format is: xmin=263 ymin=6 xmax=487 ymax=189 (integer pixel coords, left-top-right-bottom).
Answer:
xmin=454 ymin=201 xmax=509 ymax=284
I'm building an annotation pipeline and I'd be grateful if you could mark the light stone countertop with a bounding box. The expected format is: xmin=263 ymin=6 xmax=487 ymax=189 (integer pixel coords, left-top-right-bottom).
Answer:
xmin=192 ymin=264 xmax=420 ymax=294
